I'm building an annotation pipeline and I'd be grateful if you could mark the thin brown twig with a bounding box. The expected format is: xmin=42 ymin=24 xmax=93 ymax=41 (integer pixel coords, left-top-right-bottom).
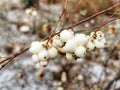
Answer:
xmin=46 ymin=0 xmax=69 ymax=44
xmin=0 ymin=18 xmax=117 ymax=70
xmin=46 ymin=10 xmax=65 ymax=45
xmin=45 ymin=3 xmax=120 ymax=41
xmin=93 ymin=11 xmax=119 ymax=30
xmin=62 ymin=3 xmax=120 ymax=30
xmin=64 ymin=0 xmax=68 ymax=10
xmin=0 ymin=56 xmax=13 ymax=64
xmin=67 ymin=11 xmax=74 ymax=31
xmin=45 ymin=17 xmax=118 ymax=40
xmin=64 ymin=0 xmax=74 ymax=31
xmin=75 ymin=17 xmax=118 ymax=33
xmin=94 ymin=18 xmax=117 ymax=30
xmin=0 ymin=47 xmax=29 ymax=70
xmin=0 ymin=3 xmax=120 ymax=70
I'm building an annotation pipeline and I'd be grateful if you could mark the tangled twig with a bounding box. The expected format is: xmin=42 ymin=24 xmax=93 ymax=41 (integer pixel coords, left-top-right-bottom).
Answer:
xmin=0 ymin=2 xmax=120 ymax=70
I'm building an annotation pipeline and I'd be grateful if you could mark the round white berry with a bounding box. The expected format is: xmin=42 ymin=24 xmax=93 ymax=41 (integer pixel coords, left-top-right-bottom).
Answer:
xmin=53 ymin=39 xmax=64 ymax=47
xmin=35 ymin=63 xmax=44 ymax=69
xmin=73 ymin=33 xmax=89 ymax=45
xmin=75 ymin=46 xmax=86 ymax=57
xmin=63 ymin=40 xmax=77 ymax=53
xmin=90 ymin=31 xmax=96 ymax=40
xmin=90 ymin=32 xmax=95 ymax=37
xmin=52 ymin=35 xmax=64 ymax=47
xmin=19 ymin=25 xmax=30 ymax=33
xmin=86 ymin=41 xmax=95 ymax=51
xmin=48 ymin=47 xmax=58 ymax=59
xmin=96 ymin=31 xmax=104 ymax=40
xmin=32 ymin=11 xmax=37 ymax=16
xmin=94 ymin=38 xmax=106 ymax=48
xmin=100 ymin=38 xmax=106 ymax=44
xmin=38 ymin=50 xmax=49 ymax=61
xmin=31 ymin=41 xmax=40 ymax=46
xmin=86 ymin=35 xmax=91 ymax=40
xmin=66 ymin=53 xmax=74 ymax=61
xmin=39 ymin=60 xmax=48 ymax=67
xmin=29 ymin=41 xmax=43 ymax=54
xmin=25 ymin=9 xmax=31 ymax=14
xmin=32 ymin=55 xmax=40 ymax=63
xmin=60 ymin=29 xmax=74 ymax=42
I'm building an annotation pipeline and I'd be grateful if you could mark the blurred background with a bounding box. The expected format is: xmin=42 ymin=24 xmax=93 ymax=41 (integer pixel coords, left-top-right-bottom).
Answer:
xmin=0 ymin=0 xmax=120 ymax=90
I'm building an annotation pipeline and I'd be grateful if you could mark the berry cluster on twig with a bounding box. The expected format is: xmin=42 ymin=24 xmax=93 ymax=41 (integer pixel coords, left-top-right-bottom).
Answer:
xmin=29 ymin=29 xmax=107 ymax=68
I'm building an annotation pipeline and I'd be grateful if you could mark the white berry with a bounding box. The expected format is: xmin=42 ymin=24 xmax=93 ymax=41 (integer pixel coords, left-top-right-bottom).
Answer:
xmin=38 ymin=50 xmax=49 ymax=61
xmin=39 ymin=60 xmax=48 ymax=67
xmin=48 ymin=47 xmax=58 ymax=59
xmin=52 ymin=35 xmax=64 ymax=47
xmin=35 ymin=63 xmax=44 ymax=69
xmin=32 ymin=11 xmax=37 ymax=16
xmin=75 ymin=46 xmax=86 ymax=57
xmin=73 ymin=33 xmax=88 ymax=45
xmin=94 ymin=38 xmax=106 ymax=48
xmin=19 ymin=25 xmax=30 ymax=33
xmin=63 ymin=40 xmax=77 ymax=53
xmin=86 ymin=41 xmax=95 ymax=51
xmin=60 ymin=29 xmax=74 ymax=42
xmin=32 ymin=55 xmax=40 ymax=63
xmin=66 ymin=53 xmax=74 ymax=61
xmin=29 ymin=41 xmax=43 ymax=54
xmin=96 ymin=31 xmax=104 ymax=40
xmin=90 ymin=32 xmax=95 ymax=37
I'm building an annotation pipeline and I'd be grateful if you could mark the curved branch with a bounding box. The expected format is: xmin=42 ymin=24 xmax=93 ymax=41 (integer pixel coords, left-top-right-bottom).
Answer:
xmin=0 ymin=3 xmax=120 ymax=70
xmin=62 ymin=3 xmax=120 ymax=30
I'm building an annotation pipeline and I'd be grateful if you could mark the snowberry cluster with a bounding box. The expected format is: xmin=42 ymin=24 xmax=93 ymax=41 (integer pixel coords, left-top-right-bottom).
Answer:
xmin=29 ymin=29 xmax=107 ymax=68
xmin=29 ymin=40 xmax=58 ymax=68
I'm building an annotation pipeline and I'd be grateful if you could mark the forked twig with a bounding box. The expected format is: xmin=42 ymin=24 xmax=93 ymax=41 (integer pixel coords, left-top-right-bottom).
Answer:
xmin=0 ymin=3 xmax=120 ymax=70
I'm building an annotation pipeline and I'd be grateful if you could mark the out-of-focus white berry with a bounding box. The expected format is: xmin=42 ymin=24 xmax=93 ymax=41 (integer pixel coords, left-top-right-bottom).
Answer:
xmin=38 ymin=50 xmax=49 ymax=61
xmin=25 ymin=9 xmax=31 ymax=14
xmin=73 ymin=33 xmax=89 ymax=45
xmin=23 ymin=18 xmax=30 ymax=24
xmin=63 ymin=40 xmax=77 ymax=53
xmin=29 ymin=41 xmax=43 ymax=54
xmin=60 ymin=29 xmax=74 ymax=42
xmin=39 ymin=60 xmax=48 ymax=67
xmin=90 ymin=31 xmax=95 ymax=39
xmin=116 ymin=19 xmax=120 ymax=29
xmin=52 ymin=35 xmax=64 ymax=47
xmin=53 ymin=39 xmax=64 ymax=47
xmin=94 ymin=38 xmax=106 ymax=48
xmin=31 ymin=41 xmax=40 ymax=46
xmin=25 ymin=7 xmax=37 ymax=16
xmin=75 ymin=46 xmax=86 ymax=57
xmin=86 ymin=41 xmax=95 ymax=51
xmin=90 ymin=19 xmax=95 ymax=24
xmin=84 ymin=23 xmax=90 ymax=27
xmin=57 ymin=87 xmax=64 ymax=90
xmin=48 ymin=47 xmax=58 ymax=59
xmin=35 ymin=63 xmax=44 ymax=69
xmin=61 ymin=72 xmax=67 ymax=82
xmin=32 ymin=55 xmax=40 ymax=63
xmin=32 ymin=11 xmax=37 ymax=16
xmin=90 ymin=31 xmax=105 ymax=40
xmin=86 ymin=35 xmax=90 ymax=40
xmin=101 ymin=38 xmax=107 ymax=43
xmin=96 ymin=31 xmax=104 ymax=40
xmin=0 ymin=53 xmax=5 ymax=58
xmin=19 ymin=25 xmax=30 ymax=33
xmin=66 ymin=53 xmax=74 ymax=61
